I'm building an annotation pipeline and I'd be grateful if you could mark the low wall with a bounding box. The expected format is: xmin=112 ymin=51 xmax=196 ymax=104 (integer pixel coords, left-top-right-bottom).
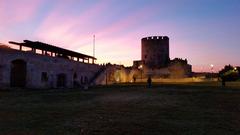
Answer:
xmin=134 ymin=77 xmax=218 ymax=83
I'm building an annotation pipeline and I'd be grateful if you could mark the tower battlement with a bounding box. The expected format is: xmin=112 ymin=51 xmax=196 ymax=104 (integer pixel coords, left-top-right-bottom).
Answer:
xmin=142 ymin=36 xmax=169 ymax=41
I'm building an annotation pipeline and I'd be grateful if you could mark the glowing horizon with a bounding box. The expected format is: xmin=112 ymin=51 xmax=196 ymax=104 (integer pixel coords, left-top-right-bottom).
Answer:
xmin=1 ymin=0 xmax=240 ymax=72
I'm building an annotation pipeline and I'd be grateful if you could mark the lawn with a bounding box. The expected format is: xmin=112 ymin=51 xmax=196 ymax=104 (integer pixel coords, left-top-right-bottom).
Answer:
xmin=0 ymin=82 xmax=240 ymax=135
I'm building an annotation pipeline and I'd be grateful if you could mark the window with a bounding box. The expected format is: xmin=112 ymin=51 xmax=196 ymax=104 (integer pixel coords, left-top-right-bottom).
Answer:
xmin=41 ymin=72 xmax=48 ymax=82
xmin=84 ymin=76 xmax=88 ymax=84
xmin=73 ymin=72 xmax=77 ymax=79
xmin=81 ymin=76 xmax=84 ymax=84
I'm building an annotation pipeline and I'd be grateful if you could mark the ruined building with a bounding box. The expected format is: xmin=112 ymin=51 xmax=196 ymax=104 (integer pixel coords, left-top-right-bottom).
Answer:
xmin=0 ymin=36 xmax=193 ymax=89
xmin=142 ymin=36 xmax=170 ymax=68
xmin=133 ymin=36 xmax=192 ymax=78
xmin=0 ymin=40 xmax=107 ymax=89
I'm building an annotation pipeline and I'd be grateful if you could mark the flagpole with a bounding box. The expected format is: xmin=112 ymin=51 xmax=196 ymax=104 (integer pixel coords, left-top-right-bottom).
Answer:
xmin=93 ymin=35 xmax=95 ymax=57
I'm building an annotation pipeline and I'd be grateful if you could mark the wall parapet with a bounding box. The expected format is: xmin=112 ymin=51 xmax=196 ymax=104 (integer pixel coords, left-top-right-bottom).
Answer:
xmin=142 ymin=36 xmax=169 ymax=42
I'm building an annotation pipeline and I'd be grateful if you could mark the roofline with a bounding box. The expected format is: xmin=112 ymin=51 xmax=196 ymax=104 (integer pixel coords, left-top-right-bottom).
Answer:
xmin=9 ymin=40 xmax=96 ymax=60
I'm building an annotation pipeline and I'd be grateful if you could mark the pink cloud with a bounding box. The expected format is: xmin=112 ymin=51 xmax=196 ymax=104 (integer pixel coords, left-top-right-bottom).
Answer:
xmin=95 ymin=6 xmax=157 ymax=39
xmin=34 ymin=3 xmax=161 ymax=66
xmin=35 ymin=0 xmax=111 ymax=49
xmin=0 ymin=0 xmax=42 ymax=27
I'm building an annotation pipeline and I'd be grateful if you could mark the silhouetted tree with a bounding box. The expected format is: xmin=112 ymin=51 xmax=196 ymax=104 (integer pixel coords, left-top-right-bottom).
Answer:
xmin=237 ymin=66 xmax=240 ymax=77
xmin=219 ymin=65 xmax=239 ymax=81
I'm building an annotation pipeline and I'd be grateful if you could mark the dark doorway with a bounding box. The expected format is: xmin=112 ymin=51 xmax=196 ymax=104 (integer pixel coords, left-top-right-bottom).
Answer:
xmin=10 ymin=59 xmax=27 ymax=87
xmin=57 ymin=73 xmax=66 ymax=87
xmin=73 ymin=72 xmax=79 ymax=87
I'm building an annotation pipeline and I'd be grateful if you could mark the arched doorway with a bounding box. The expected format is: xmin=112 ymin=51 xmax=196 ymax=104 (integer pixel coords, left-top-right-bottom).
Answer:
xmin=57 ymin=73 xmax=66 ymax=88
xmin=10 ymin=59 xmax=27 ymax=87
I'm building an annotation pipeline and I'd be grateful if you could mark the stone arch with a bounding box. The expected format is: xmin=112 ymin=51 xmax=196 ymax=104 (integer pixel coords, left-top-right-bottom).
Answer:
xmin=10 ymin=59 xmax=27 ymax=87
xmin=57 ymin=73 xmax=66 ymax=88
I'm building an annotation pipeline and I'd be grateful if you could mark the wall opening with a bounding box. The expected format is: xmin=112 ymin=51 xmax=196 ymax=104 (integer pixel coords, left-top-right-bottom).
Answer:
xmin=57 ymin=73 xmax=66 ymax=88
xmin=0 ymin=65 xmax=3 ymax=82
xmin=10 ymin=59 xmax=27 ymax=87
xmin=73 ymin=72 xmax=79 ymax=87
xmin=84 ymin=76 xmax=88 ymax=84
xmin=81 ymin=76 xmax=84 ymax=84
xmin=73 ymin=72 xmax=77 ymax=79
xmin=41 ymin=72 xmax=48 ymax=82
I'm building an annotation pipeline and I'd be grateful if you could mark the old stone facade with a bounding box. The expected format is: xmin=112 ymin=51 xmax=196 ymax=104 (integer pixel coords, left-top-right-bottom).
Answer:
xmin=133 ymin=36 xmax=192 ymax=78
xmin=142 ymin=36 xmax=170 ymax=68
xmin=0 ymin=47 xmax=102 ymax=89
xmin=168 ymin=58 xmax=192 ymax=78
xmin=0 ymin=36 xmax=193 ymax=89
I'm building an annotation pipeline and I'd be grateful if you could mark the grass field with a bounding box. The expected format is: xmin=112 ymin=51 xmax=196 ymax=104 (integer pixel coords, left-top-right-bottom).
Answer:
xmin=0 ymin=82 xmax=240 ymax=135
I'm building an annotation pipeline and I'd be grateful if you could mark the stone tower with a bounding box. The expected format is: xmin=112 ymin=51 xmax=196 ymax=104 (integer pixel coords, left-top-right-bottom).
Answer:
xmin=141 ymin=36 xmax=170 ymax=69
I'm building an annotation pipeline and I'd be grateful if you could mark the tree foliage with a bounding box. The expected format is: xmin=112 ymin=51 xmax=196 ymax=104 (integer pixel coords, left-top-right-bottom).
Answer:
xmin=219 ymin=65 xmax=239 ymax=81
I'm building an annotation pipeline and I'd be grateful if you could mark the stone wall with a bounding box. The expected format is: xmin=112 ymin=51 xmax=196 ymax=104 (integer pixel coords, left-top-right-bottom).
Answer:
xmin=0 ymin=48 xmax=101 ymax=89
xmin=141 ymin=36 xmax=170 ymax=68
xmin=168 ymin=62 xmax=192 ymax=78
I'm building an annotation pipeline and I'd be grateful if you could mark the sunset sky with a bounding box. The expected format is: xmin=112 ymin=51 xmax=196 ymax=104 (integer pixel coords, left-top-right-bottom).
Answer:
xmin=0 ymin=0 xmax=240 ymax=72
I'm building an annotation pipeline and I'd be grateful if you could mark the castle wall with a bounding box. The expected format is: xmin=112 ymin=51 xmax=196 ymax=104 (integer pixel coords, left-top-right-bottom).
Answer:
xmin=104 ymin=65 xmax=130 ymax=84
xmin=168 ymin=63 xmax=192 ymax=78
xmin=141 ymin=36 xmax=169 ymax=68
xmin=0 ymin=48 xmax=101 ymax=89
